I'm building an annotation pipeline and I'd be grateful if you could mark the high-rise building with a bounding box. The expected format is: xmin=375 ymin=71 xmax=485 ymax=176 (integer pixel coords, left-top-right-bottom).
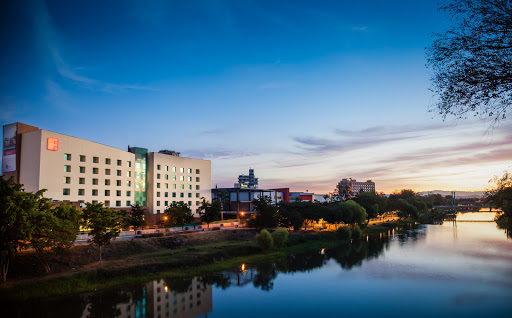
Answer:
xmin=337 ymin=178 xmax=375 ymax=199
xmin=235 ymin=168 xmax=258 ymax=189
xmin=1 ymin=123 xmax=211 ymax=218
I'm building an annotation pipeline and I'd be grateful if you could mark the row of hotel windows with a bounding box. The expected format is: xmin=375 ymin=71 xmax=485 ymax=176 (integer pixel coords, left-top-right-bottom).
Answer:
xmin=64 ymin=154 xmax=132 ymax=167
xmin=64 ymin=165 xmax=132 ymax=177
xmin=156 ymin=165 xmax=200 ymax=174
xmin=64 ymin=177 xmax=132 ymax=187
xmin=157 ymin=183 xmax=200 ymax=190
xmin=156 ymin=201 xmax=200 ymax=207
xmin=156 ymin=174 xmax=200 ymax=182
xmin=63 ymin=188 xmax=132 ymax=197
xmin=156 ymin=192 xmax=200 ymax=198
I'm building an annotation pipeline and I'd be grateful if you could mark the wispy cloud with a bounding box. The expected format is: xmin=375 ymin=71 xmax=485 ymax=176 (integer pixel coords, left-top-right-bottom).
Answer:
xmin=31 ymin=0 xmax=157 ymax=100
xmin=351 ymin=26 xmax=369 ymax=32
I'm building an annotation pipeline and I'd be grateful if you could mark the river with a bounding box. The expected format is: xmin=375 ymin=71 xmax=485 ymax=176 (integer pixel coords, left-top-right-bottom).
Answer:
xmin=6 ymin=212 xmax=512 ymax=317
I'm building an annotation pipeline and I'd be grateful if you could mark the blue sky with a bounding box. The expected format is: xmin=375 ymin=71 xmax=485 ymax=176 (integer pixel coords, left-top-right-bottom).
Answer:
xmin=1 ymin=0 xmax=511 ymax=193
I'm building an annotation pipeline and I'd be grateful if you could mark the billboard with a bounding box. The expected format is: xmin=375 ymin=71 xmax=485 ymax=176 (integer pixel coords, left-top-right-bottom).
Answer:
xmin=2 ymin=123 xmax=17 ymax=173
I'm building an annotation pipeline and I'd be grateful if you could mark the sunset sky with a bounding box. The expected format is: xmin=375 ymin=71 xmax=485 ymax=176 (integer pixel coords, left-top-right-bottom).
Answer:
xmin=1 ymin=0 xmax=511 ymax=194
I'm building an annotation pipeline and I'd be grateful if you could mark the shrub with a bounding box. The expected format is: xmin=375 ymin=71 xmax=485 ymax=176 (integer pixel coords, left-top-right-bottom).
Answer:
xmin=351 ymin=226 xmax=362 ymax=240
xmin=336 ymin=226 xmax=351 ymax=241
xmin=255 ymin=229 xmax=274 ymax=251
xmin=272 ymin=229 xmax=289 ymax=248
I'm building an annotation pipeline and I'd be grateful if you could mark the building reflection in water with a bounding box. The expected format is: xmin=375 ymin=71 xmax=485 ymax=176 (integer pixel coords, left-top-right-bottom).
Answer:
xmin=79 ymin=277 xmax=213 ymax=318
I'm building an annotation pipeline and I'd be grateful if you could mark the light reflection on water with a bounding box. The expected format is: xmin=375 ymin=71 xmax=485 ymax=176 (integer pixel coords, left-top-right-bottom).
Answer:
xmin=5 ymin=213 xmax=512 ymax=318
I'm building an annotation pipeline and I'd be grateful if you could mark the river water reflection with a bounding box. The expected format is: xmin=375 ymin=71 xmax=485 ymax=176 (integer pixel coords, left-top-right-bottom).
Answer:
xmin=7 ymin=213 xmax=512 ymax=317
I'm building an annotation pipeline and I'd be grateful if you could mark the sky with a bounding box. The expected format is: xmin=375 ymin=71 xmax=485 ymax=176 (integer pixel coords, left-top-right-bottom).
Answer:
xmin=1 ymin=0 xmax=511 ymax=194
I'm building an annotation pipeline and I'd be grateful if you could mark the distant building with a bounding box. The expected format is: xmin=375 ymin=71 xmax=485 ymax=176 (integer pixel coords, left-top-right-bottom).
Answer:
xmin=289 ymin=192 xmax=326 ymax=203
xmin=235 ymin=168 xmax=258 ymax=189
xmin=212 ymin=187 xmax=285 ymax=217
xmin=337 ymin=178 xmax=375 ymax=199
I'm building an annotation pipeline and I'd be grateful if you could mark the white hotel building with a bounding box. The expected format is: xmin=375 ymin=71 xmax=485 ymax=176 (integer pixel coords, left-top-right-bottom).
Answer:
xmin=1 ymin=122 xmax=211 ymax=221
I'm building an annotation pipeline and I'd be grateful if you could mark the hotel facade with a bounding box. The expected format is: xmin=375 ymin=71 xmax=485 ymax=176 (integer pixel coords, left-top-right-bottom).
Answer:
xmin=1 ymin=122 xmax=211 ymax=218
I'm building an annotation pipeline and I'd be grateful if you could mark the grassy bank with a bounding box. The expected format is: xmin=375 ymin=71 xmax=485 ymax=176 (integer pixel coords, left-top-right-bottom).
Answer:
xmin=0 ymin=231 xmax=344 ymax=301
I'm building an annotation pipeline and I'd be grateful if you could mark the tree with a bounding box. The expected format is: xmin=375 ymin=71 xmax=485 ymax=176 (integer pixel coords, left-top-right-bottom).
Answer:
xmin=427 ymin=0 xmax=512 ymax=126
xmin=164 ymin=202 xmax=194 ymax=229
xmin=248 ymin=196 xmax=279 ymax=229
xmin=128 ymin=204 xmax=147 ymax=229
xmin=0 ymin=177 xmax=38 ymax=282
xmin=486 ymin=170 xmax=512 ymax=236
xmin=353 ymin=192 xmax=380 ymax=219
xmin=30 ymin=203 xmax=82 ymax=273
xmin=83 ymin=203 xmax=123 ymax=264
xmin=197 ymin=198 xmax=221 ymax=228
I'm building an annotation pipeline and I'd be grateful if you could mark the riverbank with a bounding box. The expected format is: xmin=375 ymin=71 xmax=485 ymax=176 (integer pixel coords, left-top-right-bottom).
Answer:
xmin=0 ymin=229 xmax=349 ymax=301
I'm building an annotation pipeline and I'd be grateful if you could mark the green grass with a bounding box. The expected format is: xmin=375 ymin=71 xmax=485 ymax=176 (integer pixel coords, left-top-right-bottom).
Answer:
xmin=0 ymin=233 xmax=346 ymax=301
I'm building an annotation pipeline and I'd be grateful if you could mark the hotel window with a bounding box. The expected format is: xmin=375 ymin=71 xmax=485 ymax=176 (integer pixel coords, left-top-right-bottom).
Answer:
xmin=78 ymin=189 xmax=85 ymax=196
xmin=63 ymin=188 xmax=70 ymax=195
xmin=92 ymin=200 xmax=98 ymax=204
xmin=165 ymin=192 xmax=168 ymax=197
xmin=157 ymin=164 xmax=161 ymax=170
xmin=157 ymin=183 xmax=160 ymax=188
xmin=116 ymin=180 xmax=121 ymax=186
xmin=172 ymin=201 xmax=176 ymax=205
xmin=165 ymin=201 xmax=168 ymax=206
xmin=116 ymin=201 xmax=121 ymax=207
xmin=164 ymin=165 xmax=168 ymax=171
xmin=173 ymin=184 xmax=177 ymax=189
xmin=105 ymin=169 xmax=111 ymax=175
xmin=196 ymin=185 xmax=200 ymax=190
xmin=180 ymin=193 xmax=184 ymax=198
xmin=64 ymin=153 xmax=71 ymax=161
xmin=93 ymin=156 xmax=99 ymax=163
xmin=196 ymin=193 xmax=200 ymax=198
xmin=79 ymin=166 xmax=85 ymax=173
xmin=188 ymin=177 xmax=192 ymax=182
xmin=187 ymin=168 xmax=192 ymax=173
xmin=64 ymin=165 xmax=71 ymax=172
xmin=157 ymin=192 xmax=160 ymax=197
xmin=172 ymin=192 xmax=176 ymax=198
xmin=157 ymin=174 xmax=161 ymax=179
xmin=172 ymin=167 xmax=176 ymax=172
xmin=79 ymin=177 xmax=85 ymax=184
xmin=127 ymin=180 xmax=131 ymax=187
xmin=157 ymin=201 xmax=160 ymax=206
xmin=105 ymin=190 xmax=110 ymax=196
xmin=165 ymin=183 xmax=169 ymax=189
xmin=64 ymin=176 xmax=70 ymax=184
xmin=196 ymin=169 xmax=200 ymax=174
xmin=165 ymin=174 xmax=168 ymax=180
xmin=188 ymin=185 xmax=192 ymax=190
xmin=117 ymin=170 xmax=121 ymax=176
xmin=126 ymin=191 xmax=131 ymax=196
xmin=105 ymin=200 xmax=110 ymax=206
xmin=172 ymin=175 xmax=176 ymax=181
xmin=105 ymin=158 xmax=111 ymax=164
xmin=126 ymin=200 xmax=131 ymax=206
xmin=180 ymin=168 xmax=184 ymax=173
xmin=116 ymin=190 xmax=121 ymax=197
xmin=105 ymin=179 xmax=110 ymax=186
xmin=92 ymin=189 xmax=98 ymax=196
xmin=196 ymin=201 xmax=200 ymax=206
xmin=180 ymin=184 xmax=184 ymax=189
xmin=93 ymin=167 xmax=99 ymax=174
xmin=117 ymin=160 xmax=122 ymax=166
xmin=127 ymin=161 xmax=131 ymax=167
xmin=188 ymin=201 xmax=192 ymax=206
xmin=180 ymin=176 xmax=184 ymax=181
xmin=196 ymin=177 xmax=200 ymax=182
xmin=188 ymin=193 xmax=192 ymax=198
xmin=127 ymin=171 xmax=131 ymax=177
xmin=92 ymin=178 xmax=98 ymax=185
xmin=79 ymin=155 xmax=86 ymax=162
